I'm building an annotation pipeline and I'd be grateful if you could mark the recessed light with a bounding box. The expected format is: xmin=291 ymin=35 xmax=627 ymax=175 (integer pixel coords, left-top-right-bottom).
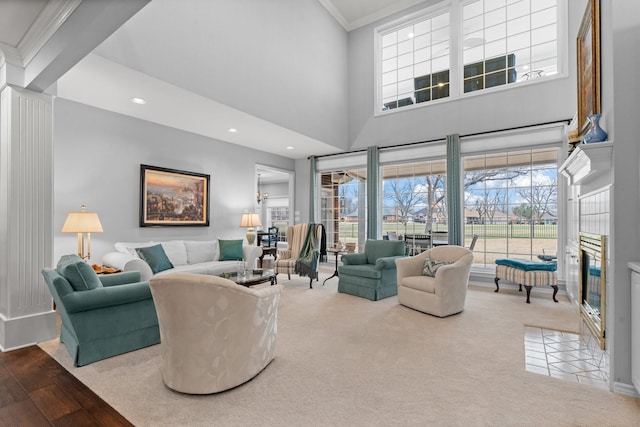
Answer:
xmin=130 ymin=97 xmax=146 ymax=104
xmin=286 ymin=146 xmax=294 ymax=150
xmin=407 ymin=32 xmax=414 ymax=38
xmin=228 ymin=128 xmax=238 ymax=133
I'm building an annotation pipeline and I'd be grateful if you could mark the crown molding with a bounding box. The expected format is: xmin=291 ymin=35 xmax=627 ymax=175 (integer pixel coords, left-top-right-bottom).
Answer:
xmin=346 ymin=0 xmax=425 ymax=32
xmin=319 ymin=0 xmax=426 ymax=32
xmin=0 ymin=42 xmax=22 ymax=66
xmin=15 ymin=0 xmax=82 ymax=67
xmin=317 ymin=0 xmax=349 ymax=31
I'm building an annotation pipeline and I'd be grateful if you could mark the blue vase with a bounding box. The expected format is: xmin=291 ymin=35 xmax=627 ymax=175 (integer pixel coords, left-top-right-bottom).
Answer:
xmin=583 ymin=114 xmax=608 ymax=144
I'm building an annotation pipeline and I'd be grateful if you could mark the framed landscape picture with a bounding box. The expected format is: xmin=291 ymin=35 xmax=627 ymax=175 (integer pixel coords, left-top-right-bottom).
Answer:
xmin=140 ymin=164 xmax=210 ymax=227
xmin=577 ymin=0 xmax=601 ymax=135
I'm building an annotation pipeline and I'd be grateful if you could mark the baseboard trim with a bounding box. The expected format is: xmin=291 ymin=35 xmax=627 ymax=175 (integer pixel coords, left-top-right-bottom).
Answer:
xmin=0 ymin=310 xmax=57 ymax=351
xmin=613 ymin=381 xmax=640 ymax=398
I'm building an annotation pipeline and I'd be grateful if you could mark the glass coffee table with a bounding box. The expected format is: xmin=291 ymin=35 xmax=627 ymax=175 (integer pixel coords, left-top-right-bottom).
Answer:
xmin=220 ymin=269 xmax=277 ymax=287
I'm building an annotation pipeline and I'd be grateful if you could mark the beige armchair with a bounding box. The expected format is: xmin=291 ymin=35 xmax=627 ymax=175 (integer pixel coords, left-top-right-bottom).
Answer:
xmin=395 ymin=246 xmax=473 ymax=317
xmin=274 ymin=223 xmax=323 ymax=287
xmin=149 ymin=273 xmax=283 ymax=394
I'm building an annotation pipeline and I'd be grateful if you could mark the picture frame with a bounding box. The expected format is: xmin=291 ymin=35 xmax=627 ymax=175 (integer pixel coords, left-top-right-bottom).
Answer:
xmin=140 ymin=164 xmax=210 ymax=227
xmin=577 ymin=0 xmax=601 ymax=136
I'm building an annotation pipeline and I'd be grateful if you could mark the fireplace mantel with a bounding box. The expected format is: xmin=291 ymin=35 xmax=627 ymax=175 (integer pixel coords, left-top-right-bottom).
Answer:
xmin=559 ymin=141 xmax=613 ymax=186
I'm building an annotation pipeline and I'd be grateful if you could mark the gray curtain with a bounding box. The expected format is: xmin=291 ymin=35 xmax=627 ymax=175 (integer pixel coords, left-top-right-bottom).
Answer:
xmin=309 ymin=155 xmax=316 ymax=223
xmin=366 ymin=146 xmax=379 ymax=240
xmin=446 ymin=134 xmax=462 ymax=246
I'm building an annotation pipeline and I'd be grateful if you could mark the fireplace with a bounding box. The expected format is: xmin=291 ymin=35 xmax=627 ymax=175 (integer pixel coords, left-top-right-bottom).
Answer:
xmin=580 ymin=232 xmax=606 ymax=349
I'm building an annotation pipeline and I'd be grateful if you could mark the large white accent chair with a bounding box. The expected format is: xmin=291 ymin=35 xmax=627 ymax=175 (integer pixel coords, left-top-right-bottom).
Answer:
xmin=396 ymin=246 xmax=473 ymax=317
xmin=149 ymin=273 xmax=283 ymax=394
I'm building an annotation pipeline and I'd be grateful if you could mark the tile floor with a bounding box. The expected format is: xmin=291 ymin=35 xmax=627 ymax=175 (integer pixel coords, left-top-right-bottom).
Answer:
xmin=524 ymin=325 xmax=609 ymax=390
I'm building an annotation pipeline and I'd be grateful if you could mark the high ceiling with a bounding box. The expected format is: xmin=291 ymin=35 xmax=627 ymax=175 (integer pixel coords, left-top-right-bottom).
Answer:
xmin=0 ymin=0 xmax=420 ymax=160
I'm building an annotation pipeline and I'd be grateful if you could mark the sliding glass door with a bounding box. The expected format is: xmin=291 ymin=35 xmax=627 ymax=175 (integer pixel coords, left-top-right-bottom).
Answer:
xmin=319 ymin=168 xmax=367 ymax=252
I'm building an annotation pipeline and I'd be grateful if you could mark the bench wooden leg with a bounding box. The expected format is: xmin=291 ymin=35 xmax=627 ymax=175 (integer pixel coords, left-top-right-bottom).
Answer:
xmin=552 ymin=285 xmax=559 ymax=303
xmin=494 ymin=277 xmax=500 ymax=292
xmin=524 ymin=285 xmax=532 ymax=303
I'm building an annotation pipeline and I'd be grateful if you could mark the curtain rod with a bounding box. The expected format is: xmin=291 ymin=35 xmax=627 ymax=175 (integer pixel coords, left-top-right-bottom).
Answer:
xmin=309 ymin=118 xmax=572 ymax=160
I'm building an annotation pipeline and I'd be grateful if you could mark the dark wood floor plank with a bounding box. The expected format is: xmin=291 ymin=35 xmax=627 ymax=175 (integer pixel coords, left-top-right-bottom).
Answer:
xmin=29 ymin=383 xmax=81 ymax=422
xmin=4 ymin=347 xmax=65 ymax=393
xmin=0 ymin=365 xmax=29 ymax=408
xmin=85 ymin=402 xmax=135 ymax=427
xmin=0 ymin=345 xmax=134 ymax=427
xmin=0 ymin=398 xmax=50 ymax=427
xmin=52 ymin=409 xmax=100 ymax=427
xmin=53 ymin=370 xmax=102 ymax=410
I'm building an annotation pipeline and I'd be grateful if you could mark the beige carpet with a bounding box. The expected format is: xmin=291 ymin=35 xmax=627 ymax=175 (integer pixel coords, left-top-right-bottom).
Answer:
xmin=39 ymin=272 xmax=640 ymax=426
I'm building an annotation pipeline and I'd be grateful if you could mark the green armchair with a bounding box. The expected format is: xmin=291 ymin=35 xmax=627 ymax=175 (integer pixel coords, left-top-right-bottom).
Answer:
xmin=41 ymin=254 xmax=160 ymax=367
xmin=337 ymin=239 xmax=406 ymax=301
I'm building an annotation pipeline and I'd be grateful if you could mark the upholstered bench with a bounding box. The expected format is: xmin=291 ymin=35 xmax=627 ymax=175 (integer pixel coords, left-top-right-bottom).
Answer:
xmin=494 ymin=258 xmax=558 ymax=304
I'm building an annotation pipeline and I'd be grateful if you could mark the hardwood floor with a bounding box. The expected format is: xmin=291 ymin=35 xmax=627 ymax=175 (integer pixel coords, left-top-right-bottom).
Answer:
xmin=0 ymin=345 xmax=133 ymax=427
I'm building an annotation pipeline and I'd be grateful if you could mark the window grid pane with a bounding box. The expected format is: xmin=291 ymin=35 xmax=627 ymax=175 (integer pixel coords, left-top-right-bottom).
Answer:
xmin=378 ymin=0 xmax=557 ymax=111
xmin=382 ymin=160 xmax=448 ymax=247
xmin=463 ymin=147 xmax=558 ymax=267
xmin=379 ymin=11 xmax=450 ymax=111
xmin=462 ymin=0 xmax=557 ymax=93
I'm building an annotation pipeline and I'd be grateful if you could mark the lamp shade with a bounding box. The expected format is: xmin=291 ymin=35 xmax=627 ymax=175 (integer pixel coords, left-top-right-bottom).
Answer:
xmin=62 ymin=211 xmax=103 ymax=233
xmin=239 ymin=212 xmax=261 ymax=228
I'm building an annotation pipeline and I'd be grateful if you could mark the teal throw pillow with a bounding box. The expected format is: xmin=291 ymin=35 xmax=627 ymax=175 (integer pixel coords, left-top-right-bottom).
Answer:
xmin=57 ymin=254 xmax=103 ymax=291
xmin=136 ymin=244 xmax=174 ymax=274
xmin=422 ymin=257 xmax=453 ymax=277
xmin=218 ymin=239 xmax=243 ymax=261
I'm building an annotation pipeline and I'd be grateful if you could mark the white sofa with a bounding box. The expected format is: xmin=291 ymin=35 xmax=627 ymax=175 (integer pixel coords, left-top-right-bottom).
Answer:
xmin=102 ymin=240 xmax=262 ymax=282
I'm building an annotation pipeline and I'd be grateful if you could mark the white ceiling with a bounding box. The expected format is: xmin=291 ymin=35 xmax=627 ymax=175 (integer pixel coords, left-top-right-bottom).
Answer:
xmin=0 ymin=0 xmax=420 ymax=160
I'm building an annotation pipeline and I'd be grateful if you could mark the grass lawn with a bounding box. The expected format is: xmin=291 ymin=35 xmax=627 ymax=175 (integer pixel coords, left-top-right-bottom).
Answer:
xmin=335 ymin=222 xmax=558 ymax=265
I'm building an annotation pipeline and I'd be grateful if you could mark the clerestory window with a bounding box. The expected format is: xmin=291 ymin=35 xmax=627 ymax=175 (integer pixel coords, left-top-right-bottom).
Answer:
xmin=376 ymin=0 xmax=562 ymax=113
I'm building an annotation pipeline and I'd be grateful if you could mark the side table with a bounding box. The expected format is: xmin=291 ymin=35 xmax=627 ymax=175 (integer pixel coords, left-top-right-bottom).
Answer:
xmin=323 ymin=248 xmax=347 ymax=286
xmin=259 ymin=247 xmax=278 ymax=268
xmin=91 ymin=264 xmax=121 ymax=274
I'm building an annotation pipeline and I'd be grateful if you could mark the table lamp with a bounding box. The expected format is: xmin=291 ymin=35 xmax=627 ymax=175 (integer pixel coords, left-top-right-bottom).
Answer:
xmin=240 ymin=212 xmax=261 ymax=245
xmin=61 ymin=205 xmax=103 ymax=261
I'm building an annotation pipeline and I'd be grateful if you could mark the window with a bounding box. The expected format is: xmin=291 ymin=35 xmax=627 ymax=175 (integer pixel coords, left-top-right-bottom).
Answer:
xmin=381 ymin=159 xmax=447 ymax=247
xmin=463 ymin=147 xmax=558 ymax=267
xmin=319 ymin=168 xmax=367 ymax=252
xmin=380 ymin=10 xmax=450 ymax=110
xmin=269 ymin=205 xmax=289 ymax=240
xmin=376 ymin=0 xmax=561 ymax=112
xmin=462 ymin=0 xmax=558 ymax=93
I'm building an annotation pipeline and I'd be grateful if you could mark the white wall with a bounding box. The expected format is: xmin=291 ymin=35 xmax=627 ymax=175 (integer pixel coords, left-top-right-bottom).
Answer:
xmin=347 ymin=0 xmax=580 ymax=150
xmin=52 ymin=98 xmax=295 ymax=264
xmin=295 ymin=157 xmax=311 ymax=223
xmin=604 ymin=0 xmax=640 ymax=391
xmin=93 ymin=0 xmax=350 ymax=151
xmin=262 ymin=182 xmax=288 ymax=198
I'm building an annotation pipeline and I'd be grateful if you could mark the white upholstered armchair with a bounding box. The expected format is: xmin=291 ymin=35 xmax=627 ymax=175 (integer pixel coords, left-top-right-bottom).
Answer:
xmin=149 ymin=273 xmax=283 ymax=394
xmin=395 ymin=246 xmax=473 ymax=317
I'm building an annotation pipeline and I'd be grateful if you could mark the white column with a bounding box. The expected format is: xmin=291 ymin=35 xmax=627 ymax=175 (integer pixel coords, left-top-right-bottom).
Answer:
xmin=0 ymin=86 xmax=56 ymax=350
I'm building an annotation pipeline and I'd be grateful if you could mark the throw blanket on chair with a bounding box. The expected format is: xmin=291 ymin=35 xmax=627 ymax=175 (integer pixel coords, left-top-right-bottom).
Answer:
xmin=295 ymin=223 xmax=320 ymax=286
